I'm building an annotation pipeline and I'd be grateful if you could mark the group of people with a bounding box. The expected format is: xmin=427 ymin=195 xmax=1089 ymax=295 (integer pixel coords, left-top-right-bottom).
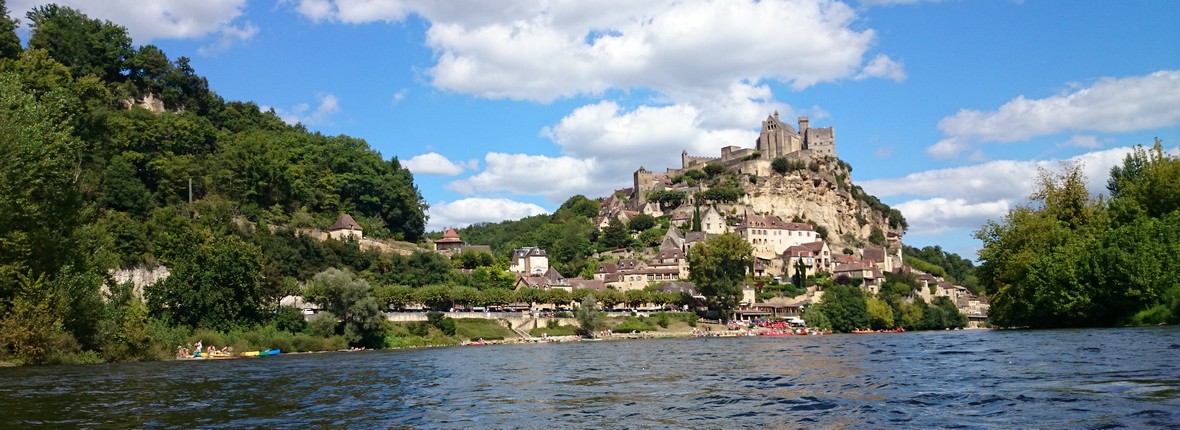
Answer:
xmin=176 ymin=340 xmax=233 ymax=359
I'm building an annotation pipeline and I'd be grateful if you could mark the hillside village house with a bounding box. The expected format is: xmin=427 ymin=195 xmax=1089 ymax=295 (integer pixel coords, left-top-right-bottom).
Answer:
xmin=433 ymin=227 xmax=463 ymax=253
xmin=328 ymin=213 xmax=363 ymax=239
xmin=510 ymin=247 xmax=549 ymax=275
xmin=782 ymin=240 xmax=833 ymax=279
xmin=734 ymin=214 xmax=822 ymax=260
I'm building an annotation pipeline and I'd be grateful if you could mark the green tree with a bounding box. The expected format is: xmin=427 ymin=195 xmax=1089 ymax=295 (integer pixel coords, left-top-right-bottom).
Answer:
xmin=817 ymin=284 xmax=869 ymax=332
xmin=800 ymin=305 xmax=830 ymax=330
xmin=703 ymin=163 xmax=725 ymax=178
xmin=0 ymin=70 xmax=86 ymax=294
xmin=146 ymin=234 xmax=262 ymax=331
xmin=976 ymin=163 xmax=1107 ymax=328
xmin=771 ymin=157 xmax=790 ymax=175
xmin=624 ymin=289 xmax=650 ymax=309
xmin=575 ymin=294 xmax=602 ymax=337
xmin=866 ymin=297 xmax=895 ymax=329
xmin=0 ymin=0 xmax=20 ymax=59
xmin=688 ymin=233 xmax=753 ymax=319
xmin=555 ymin=194 xmax=600 ymax=219
xmin=27 ymin=5 xmax=133 ymax=82
xmin=628 ymin=213 xmax=657 ymax=232
xmin=303 ymin=268 xmax=386 ymax=347
xmin=601 ymin=217 xmax=629 ymax=249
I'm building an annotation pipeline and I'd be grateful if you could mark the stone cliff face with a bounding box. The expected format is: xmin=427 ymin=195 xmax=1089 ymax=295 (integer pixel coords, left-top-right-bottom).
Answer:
xmin=624 ymin=156 xmax=904 ymax=251
xmin=727 ymin=158 xmax=903 ymax=251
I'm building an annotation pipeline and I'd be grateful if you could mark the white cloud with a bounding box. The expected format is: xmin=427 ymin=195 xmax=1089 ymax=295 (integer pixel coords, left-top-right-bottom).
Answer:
xmin=863 ymin=146 xmax=1140 ymax=236
xmin=448 ymin=152 xmax=602 ymax=201
xmin=403 ymin=152 xmax=466 ymax=176
xmin=426 ymin=197 xmax=549 ymax=231
xmin=197 ymin=22 xmax=259 ymax=56
xmin=856 ymin=0 xmax=943 ymax=6
xmin=290 ymin=0 xmax=903 ymax=103
xmin=856 ymin=54 xmax=907 ymax=82
xmin=11 ymin=0 xmax=256 ymax=50
xmin=928 ymin=70 xmax=1180 ymax=158
xmin=391 ymin=88 xmax=408 ymax=105
xmin=270 ymin=94 xmax=340 ymax=126
xmin=894 ymin=198 xmax=1010 ymax=236
xmin=1061 ymin=135 xmax=1100 ymax=148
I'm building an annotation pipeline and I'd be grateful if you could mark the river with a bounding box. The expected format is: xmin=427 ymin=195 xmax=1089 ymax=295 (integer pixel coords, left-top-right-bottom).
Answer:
xmin=2 ymin=327 xmax=1178 ymax=428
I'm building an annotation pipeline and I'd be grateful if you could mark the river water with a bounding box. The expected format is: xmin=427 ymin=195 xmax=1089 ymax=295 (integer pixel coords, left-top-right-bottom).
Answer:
xmin=2 ymin=327 xmax=1179 ymax=428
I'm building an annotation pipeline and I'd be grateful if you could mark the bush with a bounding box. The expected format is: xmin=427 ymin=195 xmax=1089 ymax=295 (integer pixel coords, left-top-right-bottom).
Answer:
xmin=273 ymin=306 xmax=307 ymax=333
xmin=307 ymin=312 xmax=339 ymax=338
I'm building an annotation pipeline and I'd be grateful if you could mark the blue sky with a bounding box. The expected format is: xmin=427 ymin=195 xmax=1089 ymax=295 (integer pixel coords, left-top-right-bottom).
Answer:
xmin=8 ymin=0 xmax=1180 ymax=258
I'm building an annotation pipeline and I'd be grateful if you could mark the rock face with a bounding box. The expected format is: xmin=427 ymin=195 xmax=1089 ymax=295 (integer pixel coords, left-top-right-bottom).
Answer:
xmin=612 ymin=156 xmax=904 ymax=251
xmin=731 ymin=158 xmax=903 ymax=251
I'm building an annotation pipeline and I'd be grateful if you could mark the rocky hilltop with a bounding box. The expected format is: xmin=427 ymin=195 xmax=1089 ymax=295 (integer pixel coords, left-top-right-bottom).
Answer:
xmin=599 ymin=113 xmax=905 ymax=253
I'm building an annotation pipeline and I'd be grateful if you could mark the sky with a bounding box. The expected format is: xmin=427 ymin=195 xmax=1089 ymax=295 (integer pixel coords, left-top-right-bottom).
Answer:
xmin=7 ymin=0 xmax=1180 ymax=258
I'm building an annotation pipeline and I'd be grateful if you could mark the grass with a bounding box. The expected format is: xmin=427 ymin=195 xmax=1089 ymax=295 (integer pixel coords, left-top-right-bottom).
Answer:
xmin=453 ymin=318 xmax=513 ymax=341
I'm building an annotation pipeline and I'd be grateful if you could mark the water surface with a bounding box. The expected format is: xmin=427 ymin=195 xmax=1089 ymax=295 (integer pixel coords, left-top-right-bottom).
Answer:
xmin=3 ymin=327 xmax=1178 ymax=428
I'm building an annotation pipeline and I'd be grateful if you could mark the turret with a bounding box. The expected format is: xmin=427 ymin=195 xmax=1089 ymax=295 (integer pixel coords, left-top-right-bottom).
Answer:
xmin=798 ymin=116 xmax=809 ymax=133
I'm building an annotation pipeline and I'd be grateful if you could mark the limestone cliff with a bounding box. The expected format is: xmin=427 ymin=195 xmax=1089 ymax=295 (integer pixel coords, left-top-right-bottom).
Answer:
xmin=616 ymin=155 xmax=905 ymax=252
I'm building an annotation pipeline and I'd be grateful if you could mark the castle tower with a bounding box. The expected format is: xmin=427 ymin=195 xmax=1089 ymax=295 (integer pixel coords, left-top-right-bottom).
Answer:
xmin=798 ymin=116 xmax=809 ymax=133
xmin=757 ymin=113 xmax=801 ymax=158
xmin=634 ymin=166 xmax=654 ymax=205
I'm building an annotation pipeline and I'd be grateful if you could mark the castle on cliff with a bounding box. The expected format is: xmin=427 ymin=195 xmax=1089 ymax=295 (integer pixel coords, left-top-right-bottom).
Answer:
xmin=632 ymin=112 xmax=836 ymax=206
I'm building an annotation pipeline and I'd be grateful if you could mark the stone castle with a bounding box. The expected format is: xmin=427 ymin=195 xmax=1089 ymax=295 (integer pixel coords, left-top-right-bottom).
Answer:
xmin=634 ymin=112 xmax=835 ymax=205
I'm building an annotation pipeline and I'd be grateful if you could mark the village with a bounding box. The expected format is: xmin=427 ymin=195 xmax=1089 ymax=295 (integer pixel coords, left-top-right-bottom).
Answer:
xmin=364 ymin=112 xmax=991 ymax=330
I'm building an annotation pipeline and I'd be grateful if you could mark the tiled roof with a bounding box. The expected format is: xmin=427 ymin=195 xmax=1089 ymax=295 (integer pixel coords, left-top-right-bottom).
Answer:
xmin=435 ymin=227 xmax=462 ymax=243
xmin=330 ymin=213 xmax=362 ymax=231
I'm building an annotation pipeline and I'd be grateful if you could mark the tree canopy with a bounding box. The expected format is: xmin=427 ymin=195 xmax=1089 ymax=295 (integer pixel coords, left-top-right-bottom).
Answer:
xmin=977 ymin=147 xmax=1180 ymax=328
xmin=688 ymin=233 xmax=753 ymax=318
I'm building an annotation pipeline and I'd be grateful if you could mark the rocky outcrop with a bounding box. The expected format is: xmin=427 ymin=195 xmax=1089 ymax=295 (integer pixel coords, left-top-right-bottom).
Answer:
xmin=613 ymin=156 xmax=904 ymax=251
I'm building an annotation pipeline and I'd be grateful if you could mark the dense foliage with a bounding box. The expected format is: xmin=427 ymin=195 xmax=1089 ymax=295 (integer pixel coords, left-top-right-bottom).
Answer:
xmin=688 ymin=233 xmax=754 ymax=319
xmin=0 ymin=5 xmax=428 ymax=364
xmin=977 ymin=141 xmax=1180 ymax=328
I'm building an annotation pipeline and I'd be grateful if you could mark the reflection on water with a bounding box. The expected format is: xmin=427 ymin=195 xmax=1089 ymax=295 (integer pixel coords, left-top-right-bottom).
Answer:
xmin=2 ymin=327 xmax=1179 ymax=428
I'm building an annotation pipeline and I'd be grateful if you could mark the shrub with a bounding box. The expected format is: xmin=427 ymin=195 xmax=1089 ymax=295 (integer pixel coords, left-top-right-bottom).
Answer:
xmin=307 ymin=312 xmax=339 ymax=338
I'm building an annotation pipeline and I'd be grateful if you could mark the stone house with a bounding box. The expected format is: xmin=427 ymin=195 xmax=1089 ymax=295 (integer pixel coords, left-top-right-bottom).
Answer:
xmin=433 ymin=227 xmax=463 ymax=253
xmin=782 ymin=240 xmax=832 ymax=279
xmin=510 ymin=247 xmax=549 ymax=276
xmin=328 ymin=213 xmax=363 ymax=240
xmin=833 ymin=261 xmax=884 ymax=295
xmin=734 ymin=214 xmax=821 ymax=259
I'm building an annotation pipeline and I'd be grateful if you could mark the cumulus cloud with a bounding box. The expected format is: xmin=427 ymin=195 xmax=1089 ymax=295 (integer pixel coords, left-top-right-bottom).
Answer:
xmin=927 ymin=70 xmax=1180 ymax=159
xmin=11 ymin=0 xmax=256 ymax=50
xmin=288 ymin=0 xmax=903 ymax=103
xmin=269 ymin=94 xmax=341 ymax=126
xmin=403 ymin=152 xmax=467 ymax=176
xmin=447 ymin=153 xmax=602 ymax=201
xmin=863 ymin=147 xmax=1141 ymax=236
xmin=426 ymin=198 xmax=549 ymax=231
xmin=895 ymin=198 xmax=1010 ymax=236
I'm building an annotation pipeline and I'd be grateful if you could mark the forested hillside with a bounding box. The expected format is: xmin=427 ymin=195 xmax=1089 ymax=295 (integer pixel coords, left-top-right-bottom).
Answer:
xmin=0 ymin=3 xmax=429 ymax=363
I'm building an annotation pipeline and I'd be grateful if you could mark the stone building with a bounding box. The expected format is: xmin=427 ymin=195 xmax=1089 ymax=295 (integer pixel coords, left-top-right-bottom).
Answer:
xmin=328 ymin=213 xmax=363 ymax=240
xmin=510 ymin=247 xmax=550 ymax=276
xmin=433 ymin=227 xmax=463 ymax=253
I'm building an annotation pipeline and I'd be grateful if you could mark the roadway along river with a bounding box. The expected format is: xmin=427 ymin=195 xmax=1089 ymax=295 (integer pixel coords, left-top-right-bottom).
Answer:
xmin=2 ymin=327 xmax=1179 ymax=428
